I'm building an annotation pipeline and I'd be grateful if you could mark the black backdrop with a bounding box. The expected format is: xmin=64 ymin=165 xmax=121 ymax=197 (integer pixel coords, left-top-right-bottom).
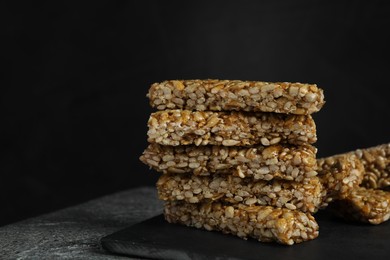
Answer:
xmin=2 ymin=0 xmax=390 ymax=226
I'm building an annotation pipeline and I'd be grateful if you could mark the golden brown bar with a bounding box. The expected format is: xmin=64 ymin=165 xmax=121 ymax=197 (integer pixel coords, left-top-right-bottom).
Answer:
xmin=141 ymin=143 xmax=318 ymax=182
xmin=329 ymin=187 xmax=390 ymax=224
xmin=354 ymin=143 xmax=390 ymax=190
xmin=148 ymin=79 xmax=325 ymax=115
xmin=164 ymin=201 xmax=319 ymax=245
xmin=157 ymin=174 xmax=323 ymax=213
xmin=317 ymin=153 xmax=364 ymax=207
xmin=147 ymin=110 xmax=317 ymax=147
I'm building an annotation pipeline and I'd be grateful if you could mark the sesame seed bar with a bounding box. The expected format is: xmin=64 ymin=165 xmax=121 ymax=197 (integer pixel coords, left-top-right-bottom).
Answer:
xmin=148 ymin=110 xmax=317 ymax=147
xmin=157 ymin=174 xmax=323 ymax=213
xmin=329 ymin=187 xmax=390 ymax=225
xmin=354 ymin=143 xmax=390 ymax=190
xmin=148 ymin=79 xmax=325 ymax=115
xmin=140 ymin=143 xmax=318 ymax=182
xmin=317 ymin=153 xmax=364 ymax=207
xmin=164 ymin=201 xmax=319 ymax=245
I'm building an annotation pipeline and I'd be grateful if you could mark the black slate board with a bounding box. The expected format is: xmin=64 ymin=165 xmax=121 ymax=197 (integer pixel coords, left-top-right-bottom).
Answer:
xmin=101 ymin=211 xmax=390 ymax=260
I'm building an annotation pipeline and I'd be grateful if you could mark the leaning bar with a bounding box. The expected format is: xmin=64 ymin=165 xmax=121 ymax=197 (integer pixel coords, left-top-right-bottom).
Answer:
xmin=354 ymin=143 xmax=390 ymax=190
xmin=329 ymin=187 xmax=390 ymax=225
xmin=317 ymin=153 xmax=364 ymax=207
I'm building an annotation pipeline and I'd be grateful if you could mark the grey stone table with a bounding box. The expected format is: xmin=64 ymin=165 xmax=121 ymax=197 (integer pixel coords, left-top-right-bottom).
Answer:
xmin=0 ymin=187 xmax=163 ymax=259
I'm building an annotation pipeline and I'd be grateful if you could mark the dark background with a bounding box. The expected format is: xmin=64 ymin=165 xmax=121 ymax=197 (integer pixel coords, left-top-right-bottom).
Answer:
xmin=2 ymin=0 xmax=389 ymax=226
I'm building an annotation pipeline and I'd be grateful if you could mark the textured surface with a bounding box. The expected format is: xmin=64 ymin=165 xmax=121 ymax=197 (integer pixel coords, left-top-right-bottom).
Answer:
xmin=101 ymin=210 xmax=390 ymax=260
xmin=0 ymin=187 xmax=162 ymax=259
xmin=5 ymin=186 xmax=388 ymax=259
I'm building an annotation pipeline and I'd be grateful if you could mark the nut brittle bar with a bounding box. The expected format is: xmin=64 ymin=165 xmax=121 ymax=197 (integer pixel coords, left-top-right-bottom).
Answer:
xmin=329 ymin=187 xmax=390 ymax=225
xmin=140 ymin=143 xmax=318 ymax=182
xmin=164 ymin=201 xmax=319 ymax=245
xmin=317 ymin=153 xmax=364 ymax=207
xmin=148 ymin=79 xmax=325 ymax=115
xmin=147 ymin=110 xmax=317 ymax=147
xmin=157 ymin=174 xmax=323 ymax=213
xmin=354 ymin=143 xmax=390 ymax=190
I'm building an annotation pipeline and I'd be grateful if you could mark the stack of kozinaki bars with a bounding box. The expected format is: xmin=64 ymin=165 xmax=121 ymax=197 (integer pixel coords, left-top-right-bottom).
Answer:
xmin=140 ymin=79 xmax=390 ymax=245
xmin=141 ymin=79 xmax=325 ymax=245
